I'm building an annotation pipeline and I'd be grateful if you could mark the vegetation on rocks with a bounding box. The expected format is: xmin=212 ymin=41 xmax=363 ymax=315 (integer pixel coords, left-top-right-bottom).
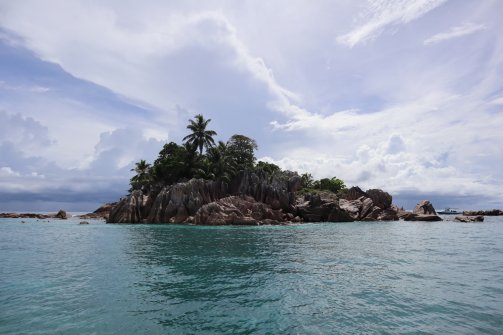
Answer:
xmin=111 ymin=114 xmax=412 ymax=225
xmin=129 ymin=114 xmax=348 ymax=197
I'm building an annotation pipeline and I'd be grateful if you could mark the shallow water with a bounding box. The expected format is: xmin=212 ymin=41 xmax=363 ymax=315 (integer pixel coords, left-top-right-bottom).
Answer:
xmin=1 ymin=217 xmax=502 ymax=334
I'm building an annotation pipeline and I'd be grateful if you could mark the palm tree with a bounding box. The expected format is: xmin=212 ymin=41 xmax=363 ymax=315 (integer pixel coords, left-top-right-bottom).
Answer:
xmin=132 ymin=160 xmax=150 ymax=175
xmin=130 ymin=160 xmax=151 ymax=191
xmin=206 ymin=141 xmax=236 ymax=181
xmin=183 ymin=114 xmax=217 ymax=155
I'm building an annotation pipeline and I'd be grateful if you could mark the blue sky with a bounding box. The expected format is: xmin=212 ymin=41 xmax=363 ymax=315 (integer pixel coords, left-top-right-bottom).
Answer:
xmin=0 ymin=0 xmax=502 ymax=211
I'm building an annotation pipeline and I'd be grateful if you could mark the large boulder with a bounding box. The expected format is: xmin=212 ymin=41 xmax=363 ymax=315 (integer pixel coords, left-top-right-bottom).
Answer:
xmin=360 ymin=197 xmax=375 ymax=219
xmin=229 ymin=170 xmax=301 ymax=211
xmin=413 ymin=200 xmax=438 ymax=215
xmin=147 ymin=179 xmax=227 ymax=223
xmin=340 ymin=187 xmax=392 ymax=210
xmin=377 ymin=209 xmax=399 ymax=221
xmin=108 ymin=191 xmax=149 ymax=223
xmin=193 ymin=196 xmax=285 ymax=225
xmin=296 ymin=193 xmax=354 ymax=222
xmin=54 ymin=209 xmax=70 ymax=219
xmin=365 ymin=189 xmax=392 ymax=210
xmin=80 ymin=203 xmax=117 ymax=220
xmin=402 ymin=200 xmax=442 ymax=221
xmin=339 ymin=186 xmax=368 ymax=201
xmin=339 ymin=199 xmax=362 ymax=220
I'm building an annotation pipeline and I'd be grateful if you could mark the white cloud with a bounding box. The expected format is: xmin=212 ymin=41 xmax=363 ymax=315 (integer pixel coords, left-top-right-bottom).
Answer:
xmin=89 ymin=127 xmax=164 ymax=171
xmin=267 ymin=91 xmax=503 ymax=202
xmin=337 ymin=0 xmax=447 ymax=47
xmin=0 ymin=166 xmax=20 ymax=177
xmin=0 ymin=110 xmax=53 ymax=151
xmin=1 ymin=1 xmax=503 ymax=210
xmin=424 ymin=22 xmax=487 ymax=45
xmin=0 ymin=3 xmax=301 ymax=122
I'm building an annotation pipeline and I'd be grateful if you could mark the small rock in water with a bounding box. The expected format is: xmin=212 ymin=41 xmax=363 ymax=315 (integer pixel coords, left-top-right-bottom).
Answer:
xmin=454 ymin=215 xmax=484 ymax=223
xmin=79 ymin=221 xmax=90 ymax=225
xmin=55 ymin=209 xmax=70 ymax=220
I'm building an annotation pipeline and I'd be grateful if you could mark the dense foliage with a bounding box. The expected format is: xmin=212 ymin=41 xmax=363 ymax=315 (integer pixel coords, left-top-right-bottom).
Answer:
xmin=129 ymin=114 xmax=347 ymax=194
xmin=300 ymin=173 xmax=347 ymax=193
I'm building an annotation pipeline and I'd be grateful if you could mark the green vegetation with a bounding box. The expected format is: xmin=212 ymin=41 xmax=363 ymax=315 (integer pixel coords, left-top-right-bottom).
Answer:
xmin=182 ymin=114 xmax=217 ymax=155
xmin=226 ymin=134 xmax=257 ymax=172
xmin=299 ymin=173 xmax=347 ymax=194
xmin=129 ymin=114 xmax=347 ymax=194
xmin=129 ymin=160 xmax=152 ymax=192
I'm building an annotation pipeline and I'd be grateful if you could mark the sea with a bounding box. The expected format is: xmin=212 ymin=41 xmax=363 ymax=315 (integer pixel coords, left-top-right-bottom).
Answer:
xmin=1 ymin=216 xmax=502 ymax=334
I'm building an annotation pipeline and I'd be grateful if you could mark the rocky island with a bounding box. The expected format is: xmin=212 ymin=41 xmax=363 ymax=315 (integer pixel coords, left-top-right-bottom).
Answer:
xmin=106 ymin=114 xmax=446 ymax=225
xmin=3 ymin=114 xmax=499 ymax=225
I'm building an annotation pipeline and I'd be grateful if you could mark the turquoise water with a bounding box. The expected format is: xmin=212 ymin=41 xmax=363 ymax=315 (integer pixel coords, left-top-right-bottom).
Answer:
xmin=1 ymin=218 xmax=502 ymax=334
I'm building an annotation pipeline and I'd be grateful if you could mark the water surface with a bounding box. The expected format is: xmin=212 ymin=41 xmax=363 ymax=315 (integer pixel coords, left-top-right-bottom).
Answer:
xmin=1 ymin=217 xmax=502 ymax=334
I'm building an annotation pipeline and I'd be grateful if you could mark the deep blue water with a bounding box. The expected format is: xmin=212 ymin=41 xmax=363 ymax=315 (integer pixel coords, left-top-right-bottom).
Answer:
xmin=1 ymin=217 xmax=502 ymax=334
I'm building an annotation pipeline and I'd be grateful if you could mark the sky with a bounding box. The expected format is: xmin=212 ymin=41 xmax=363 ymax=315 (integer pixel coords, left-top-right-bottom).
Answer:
xmin=0 ymin=0 xmax=502 ymax=211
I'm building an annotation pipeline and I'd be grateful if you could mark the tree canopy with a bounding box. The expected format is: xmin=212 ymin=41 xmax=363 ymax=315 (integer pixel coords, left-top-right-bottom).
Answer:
xmin=128 ymin=114 xmax=347 ymax=194
xmin=226 ymin=134 xmax=257 ymax=172
xmin=129 ymin=159 xmax=151 ymax=192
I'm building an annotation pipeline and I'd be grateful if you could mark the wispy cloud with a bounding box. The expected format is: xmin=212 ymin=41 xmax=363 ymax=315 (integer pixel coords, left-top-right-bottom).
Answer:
xmin=337 ymin=0 xmax=447 ymax=47
xmin=424 ymin=22 xmax=487 ymax=45
xmin=0 ymin=80 xmax=50 ymax=93
xmin=489 ymin=96 xmax=503 ymax=105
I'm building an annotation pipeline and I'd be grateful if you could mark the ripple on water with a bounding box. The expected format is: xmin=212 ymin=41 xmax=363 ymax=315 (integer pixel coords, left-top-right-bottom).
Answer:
xmin=1 ymin=219 xmax=503 ymax=334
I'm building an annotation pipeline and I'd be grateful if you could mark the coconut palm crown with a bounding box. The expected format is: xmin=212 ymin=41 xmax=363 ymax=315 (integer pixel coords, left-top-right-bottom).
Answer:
xmin=183 ymin=114 xmax=217 ymax=154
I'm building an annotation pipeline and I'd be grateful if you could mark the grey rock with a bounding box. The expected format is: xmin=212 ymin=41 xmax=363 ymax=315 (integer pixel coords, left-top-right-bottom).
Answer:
xmin=365 ymin=189 xmax=392 ymax=210
xmin=463 ymin=209 xmax=503 ymax=216
xmin=193 ymin=196 xmax=282 ymax=225
xmin=404 ymin=214 xmax=443 ymax=221
xmin=339 ymin=186 xmax=368 ymax=201
xmin=407 ymin=200 xmax=442 ymax=221
xmin=55 ymin=210 xmax=70 ymax=220
xmin=79 ymin=203 xmax=116 ymax=220
xmin=339 ymin=198 xmax=362 ymax=220
xmin=108 ymin=190 xmax=149 ymax=223
xmin=297 ymin=194 xmax=354 ymax=222
xmin=377 ymin=209 xmax=399 ymax=221
xmin=109 ymin=170 xmax=300 ymax=224
xmin=454 ymin=215 xmax=484 ymax=222
xmin=413 ymin=200 xmax=438 ymax=215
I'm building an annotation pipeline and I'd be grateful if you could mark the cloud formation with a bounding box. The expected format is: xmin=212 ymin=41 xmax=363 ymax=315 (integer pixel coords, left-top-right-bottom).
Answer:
xmin=337 ymin=0 xmax=447 ymax=47
xmin=0 ymin=0 xmax=502 ymax=211
xmin=424 ymin=22 xmax=487 ymax=45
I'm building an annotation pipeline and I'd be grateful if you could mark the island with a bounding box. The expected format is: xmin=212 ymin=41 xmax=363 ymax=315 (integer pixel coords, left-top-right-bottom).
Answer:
xmin=1 ymin=115 xmax=500 ymax=225
xmin=105 ymin=115 xmax=446 ymax=224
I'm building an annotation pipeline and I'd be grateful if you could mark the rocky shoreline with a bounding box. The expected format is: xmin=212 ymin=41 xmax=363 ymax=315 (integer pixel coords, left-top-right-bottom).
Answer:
xmin=2 ymin=172 xmax=500 ymax=225
xmin=462 ymin=209 xmax=503 ymax=216
xmin=0 ymin=210 xmax=70 ymax=220
xmin=0 ymin=204 xmax=115 ymax=221
xmin=78 ymin=203 xmax=116 ymax=220
xmin=105 ymin=170 xmax=454 ymax=225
